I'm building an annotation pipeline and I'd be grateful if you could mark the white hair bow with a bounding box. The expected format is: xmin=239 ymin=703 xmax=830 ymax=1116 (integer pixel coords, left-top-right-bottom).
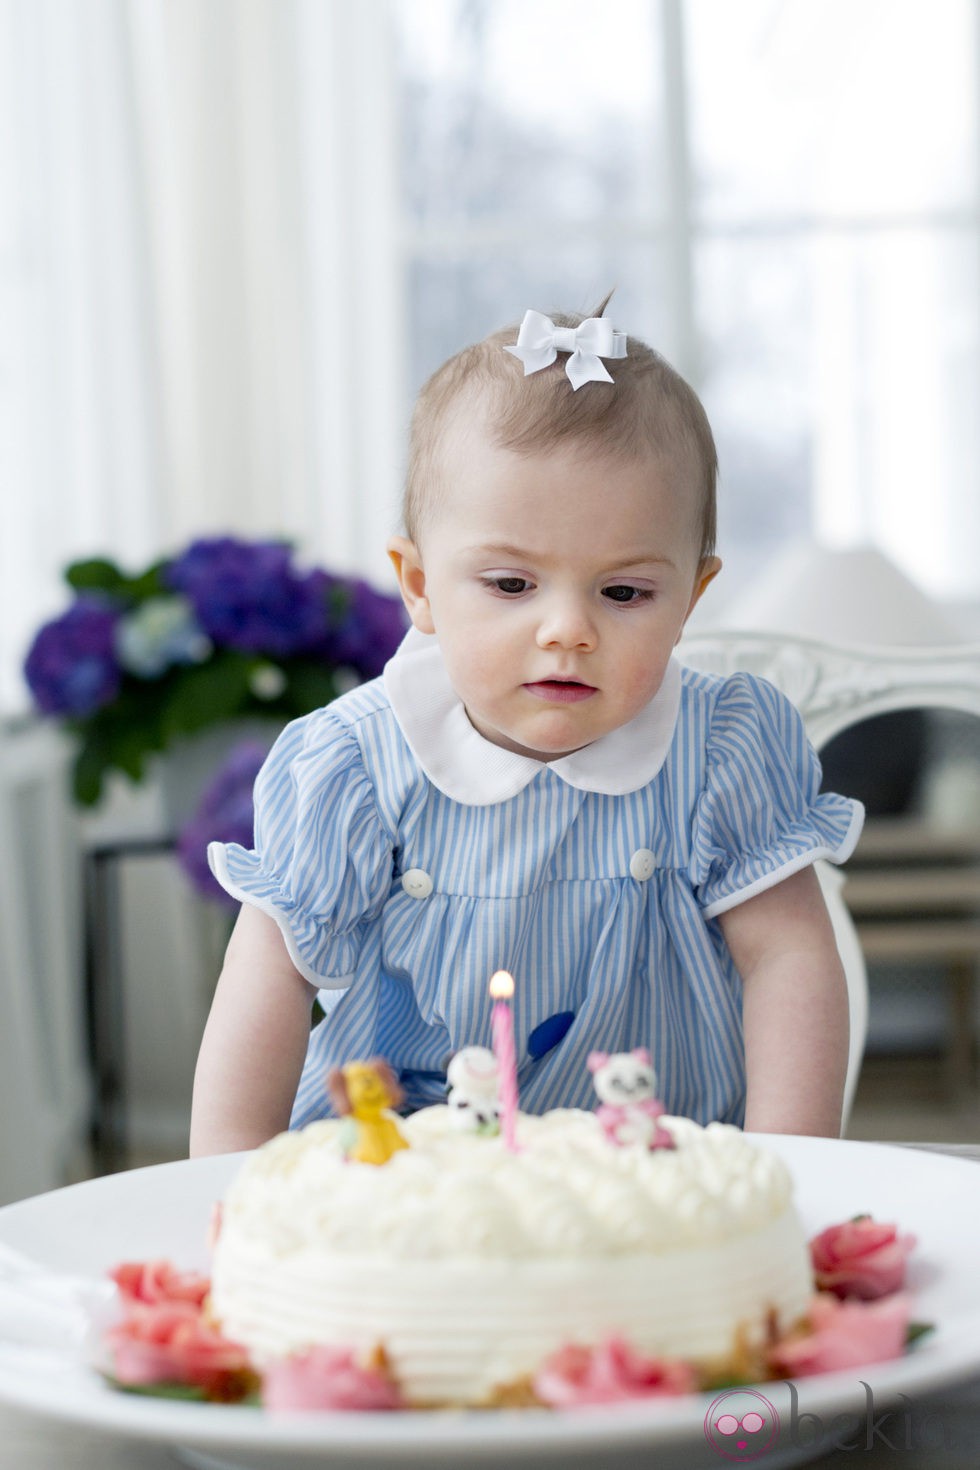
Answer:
xmin=504 ymin=309 xmax=628 ymax=390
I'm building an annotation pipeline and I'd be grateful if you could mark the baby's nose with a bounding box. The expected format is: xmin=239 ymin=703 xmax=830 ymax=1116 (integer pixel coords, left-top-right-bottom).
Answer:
xmin=535 ymin=596 xmax=597 ymax=650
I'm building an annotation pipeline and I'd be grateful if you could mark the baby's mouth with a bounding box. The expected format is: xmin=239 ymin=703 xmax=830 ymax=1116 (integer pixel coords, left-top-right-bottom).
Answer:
xmin=523 ymin=679 xmax=598 ymax=705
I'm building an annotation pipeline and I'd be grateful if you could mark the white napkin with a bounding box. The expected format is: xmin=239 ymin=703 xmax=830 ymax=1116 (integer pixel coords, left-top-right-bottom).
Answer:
xmin=0 ymin=1240 xmax=118 ymax=1352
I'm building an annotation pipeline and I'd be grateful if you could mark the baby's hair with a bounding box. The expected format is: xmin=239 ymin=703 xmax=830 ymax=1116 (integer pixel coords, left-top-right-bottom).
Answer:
xmin=403 ymin=292 xmax=718 ymax=562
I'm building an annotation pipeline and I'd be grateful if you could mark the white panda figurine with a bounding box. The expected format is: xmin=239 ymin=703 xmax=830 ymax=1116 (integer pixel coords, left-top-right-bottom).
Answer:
xmin=446 ymin=1046 xmax=502 ymax=1136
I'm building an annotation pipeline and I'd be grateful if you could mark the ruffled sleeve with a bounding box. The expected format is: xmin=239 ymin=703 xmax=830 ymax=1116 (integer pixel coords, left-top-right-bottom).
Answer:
xmin=689 ymin=673 xmax=864 ymax=919
xmin=207 ymin=710 xmax=393 ymax=986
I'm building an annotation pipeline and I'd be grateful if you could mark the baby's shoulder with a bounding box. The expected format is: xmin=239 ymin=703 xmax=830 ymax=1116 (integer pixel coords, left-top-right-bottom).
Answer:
xmin=317 ymin=674 xmax=396 ymax=732
xmin=677 ymin=662 xmax=780 ymax=717
xmin=278 ymin=675 xmax=393 ymax=744
xmin=286 ymin=677 xmax=424 ymax=816
xmin=676 ymin=663 xmax=805 ymax=761
xmin=256 ymin=678 xmax=420 ymax=839
xmin=675 ymin=663 xmax=813 ymax=791
xmin=262 ymin=675 xmax=406 ymax=783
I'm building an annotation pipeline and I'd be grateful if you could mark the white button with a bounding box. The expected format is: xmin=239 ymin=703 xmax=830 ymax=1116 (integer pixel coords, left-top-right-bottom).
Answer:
xmin=401 ymin=867 xmax=433 ymax=899
xmin=629 ymin=848 xmax=656 ymax=881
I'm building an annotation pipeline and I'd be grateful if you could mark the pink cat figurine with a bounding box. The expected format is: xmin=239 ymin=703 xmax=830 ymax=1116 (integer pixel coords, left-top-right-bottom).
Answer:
xmin=587 ymin=1048 xmax=675 ymax=1150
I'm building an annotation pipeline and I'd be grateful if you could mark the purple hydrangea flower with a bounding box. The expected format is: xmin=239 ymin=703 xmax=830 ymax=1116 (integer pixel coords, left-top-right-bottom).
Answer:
xmin=166 ymin=538 xmax=330 ymax=657
xmin=322 ymin=576 xmax=407 ymax=679
xmin=176 ymin=739 xmax=269 ymax=906
xmin=23 ymin=597 xmax=122 ymax=717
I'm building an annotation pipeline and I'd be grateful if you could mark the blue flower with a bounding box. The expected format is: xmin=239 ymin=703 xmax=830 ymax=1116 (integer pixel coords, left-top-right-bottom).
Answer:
xmin=321 ymin=576 xmax=407 ymax=679
xmin=176 ymin=740 xmax=269 ymax=906
xmin=116 ymin=595 xmax=211 ymax=678
xmin=23 ymin=597 xmax=122 ymax=717
xmin=166 ymin=538 xmax=330 ymax=657
xmin=25 ymin=535 xmax=409 ymax=808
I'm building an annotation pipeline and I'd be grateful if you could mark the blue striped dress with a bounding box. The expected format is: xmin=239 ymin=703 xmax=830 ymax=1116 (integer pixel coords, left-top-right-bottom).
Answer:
xmin=208 ymin=631 xmax=863 ymax=1128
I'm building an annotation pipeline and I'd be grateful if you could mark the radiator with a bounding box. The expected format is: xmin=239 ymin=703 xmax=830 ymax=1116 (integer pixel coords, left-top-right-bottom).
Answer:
xmin=0 ymin=722 xmax=90 ymax=1204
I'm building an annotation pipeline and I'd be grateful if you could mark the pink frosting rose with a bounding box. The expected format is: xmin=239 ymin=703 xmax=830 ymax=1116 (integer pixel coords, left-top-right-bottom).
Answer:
xmin=769 ymin=1293 xmax=911 ymax=1377
xmin=261 ymin=1345 xmax=405 ymax=1411
xmin=104 ymin=1299 xmax=257 ymax=1401
xmin=810 ymin=1217 xmax=917 ymax=1300
xmin=110 ymin=1259 xmax=211 ymax=1309
xmin=532 ymin=1334 xmax=698 ymax=1407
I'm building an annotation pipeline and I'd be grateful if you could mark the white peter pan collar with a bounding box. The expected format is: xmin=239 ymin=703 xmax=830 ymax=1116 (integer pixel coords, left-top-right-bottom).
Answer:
xmin=383 ymin=627 xmax=682 ymax=806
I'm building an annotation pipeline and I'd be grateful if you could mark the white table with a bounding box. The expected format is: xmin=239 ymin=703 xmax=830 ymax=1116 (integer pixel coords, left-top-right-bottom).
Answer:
xmin=0 ymin=1381 xmax=971 ymax=1469
xmin=1 ymin=1145 xmax=978 ymax=1470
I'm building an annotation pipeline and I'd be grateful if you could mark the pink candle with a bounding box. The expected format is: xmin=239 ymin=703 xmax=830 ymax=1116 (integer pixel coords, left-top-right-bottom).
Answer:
xmin=489 ymin=969 xmax=519 ymax=1152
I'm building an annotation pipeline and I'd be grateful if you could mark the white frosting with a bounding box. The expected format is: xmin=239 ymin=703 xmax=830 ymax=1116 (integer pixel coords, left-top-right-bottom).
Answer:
xmin=210 ymin=1107 xmax=813 ymax=1405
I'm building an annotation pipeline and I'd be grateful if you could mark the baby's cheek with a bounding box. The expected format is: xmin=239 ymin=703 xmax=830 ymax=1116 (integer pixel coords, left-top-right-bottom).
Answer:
xmin=619 ymin=657 xmax=669 ymax=712
xmin=437 ymin=649 xmax=499 ymax=717
xmin=455 ymin=641 xmax=505 ymax=696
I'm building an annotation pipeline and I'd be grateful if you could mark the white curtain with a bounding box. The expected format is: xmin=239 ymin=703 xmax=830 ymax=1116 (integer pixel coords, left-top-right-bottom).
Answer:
xmin=1 ymin=0 xmax=163 ymax=713
xmin=0 ymin=0 xmax=403 ymax=717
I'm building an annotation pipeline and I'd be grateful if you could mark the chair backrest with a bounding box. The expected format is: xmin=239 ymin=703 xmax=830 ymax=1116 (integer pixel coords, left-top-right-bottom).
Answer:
xmin=678 ymin=629 xmax=980 ymax=1132
xmin=679 ymin=631 xmax=980 ymax=745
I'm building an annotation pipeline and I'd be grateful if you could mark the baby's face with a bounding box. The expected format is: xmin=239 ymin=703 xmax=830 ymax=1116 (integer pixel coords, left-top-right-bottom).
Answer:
xmin=390 ymin=424 xmax=719 ymax=762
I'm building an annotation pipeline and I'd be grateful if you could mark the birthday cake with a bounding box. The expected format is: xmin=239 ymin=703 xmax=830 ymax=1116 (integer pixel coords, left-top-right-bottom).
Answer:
xmin=208 ymin=1053 xmax=813 ymax=1407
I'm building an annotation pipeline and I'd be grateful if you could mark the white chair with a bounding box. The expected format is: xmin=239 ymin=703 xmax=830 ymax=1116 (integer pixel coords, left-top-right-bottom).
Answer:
xmin=814 ymin=860 xmax=868 ymax=1128
xmin=679 ymin=629 xmax=980 ymax=1133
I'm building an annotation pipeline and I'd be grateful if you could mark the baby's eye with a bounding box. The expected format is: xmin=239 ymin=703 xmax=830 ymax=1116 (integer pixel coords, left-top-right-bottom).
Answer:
xmin=486 ymin=576 xmax=531 ymax=595
xmin=602 ymin=584 xmax=652 ymax=604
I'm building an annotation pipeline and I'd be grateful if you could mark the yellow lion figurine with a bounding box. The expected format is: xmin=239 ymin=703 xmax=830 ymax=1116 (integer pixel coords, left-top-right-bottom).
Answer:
xmin=327 ymin=1058 xmax=410 ymax=1166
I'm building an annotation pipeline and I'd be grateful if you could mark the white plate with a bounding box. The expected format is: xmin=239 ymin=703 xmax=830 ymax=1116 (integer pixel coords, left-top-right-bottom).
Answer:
xmin=0 ymin=1137 xmax=978 ymax=1470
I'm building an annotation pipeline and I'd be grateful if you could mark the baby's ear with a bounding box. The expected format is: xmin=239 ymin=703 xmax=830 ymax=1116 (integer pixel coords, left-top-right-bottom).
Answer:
xmin=677 ymin=555 xmax=722 ymax=641
xmin=387 ymin=536 xmax=435 ymax=634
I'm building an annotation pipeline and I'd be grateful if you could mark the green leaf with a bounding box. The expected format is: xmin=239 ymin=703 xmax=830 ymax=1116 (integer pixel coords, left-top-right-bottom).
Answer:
xmin=325 ymin=579 xmax=352 ymax=621
xmin=64 ymin=555 xmax=172 ymax=603
xmin=282 ymin=661 xmax=339 ymax=715
xmin=906 ymin=1320 xmax=935 ymax=1347
xmin=69 ymin=680 xmax=174 ymax=800
xmin=65 ymin=557 xmax=127 ymax=594
xmin=123 ymin=559 xmax=171 ymax=601
xmin=160 ymin=655 xmax=254 ymax=739
xmin=72 ymin=736 xmax=112 ymax=806
xmin=103 ymin=722 xmax=157 ymax=782
xmin=103 ymin=1375 xmax=209 ymax=1403
xmin=101 ymin=1374 xmax=261 ymax=1406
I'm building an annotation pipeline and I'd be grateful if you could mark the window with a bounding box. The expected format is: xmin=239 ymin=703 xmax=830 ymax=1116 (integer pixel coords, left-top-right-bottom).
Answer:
xmin=4 ymin=0 xmax=978 ymax=717
xmin=393 ymin=0 xmax=980 ymax=604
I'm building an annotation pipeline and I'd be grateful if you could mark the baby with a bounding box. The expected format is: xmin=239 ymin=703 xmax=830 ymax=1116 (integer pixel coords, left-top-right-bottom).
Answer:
xmin=190 ymin=301 xmax=863 ymax=1156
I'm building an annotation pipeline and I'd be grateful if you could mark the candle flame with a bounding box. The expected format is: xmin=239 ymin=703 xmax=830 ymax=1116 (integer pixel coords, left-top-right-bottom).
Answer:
xmin=489 ymin=969 xmax=515 ymax=1001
